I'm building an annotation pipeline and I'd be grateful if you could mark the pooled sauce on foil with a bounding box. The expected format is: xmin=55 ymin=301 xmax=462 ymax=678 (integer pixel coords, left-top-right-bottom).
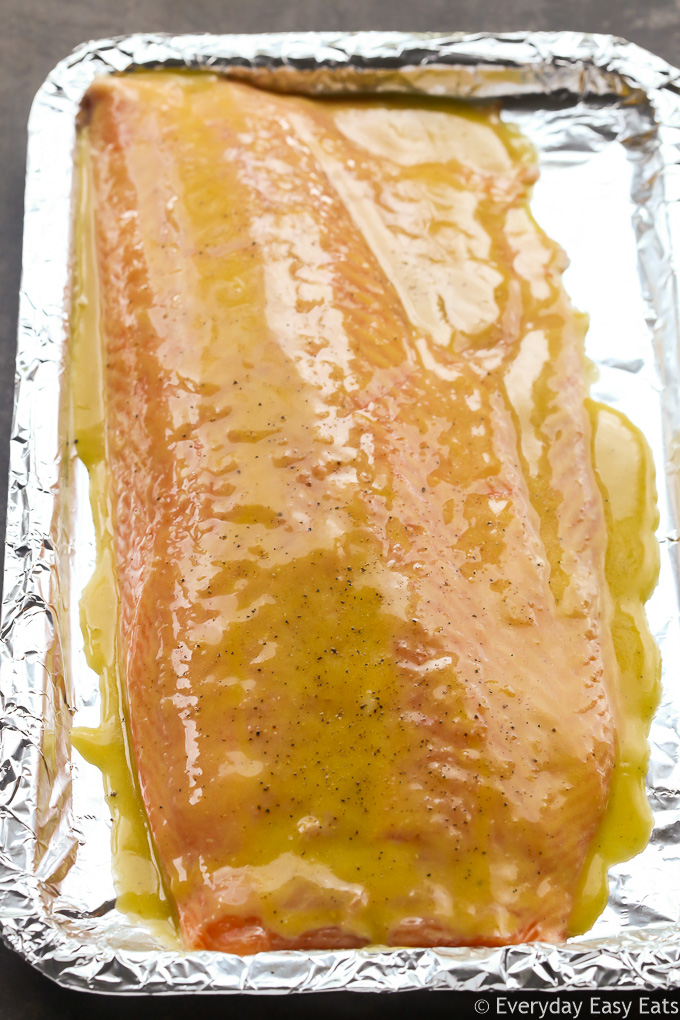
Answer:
xmin=70 ymin=73 xmax=659 ymax=950
xmin=71 ymin=141 xmax=178 ymax=944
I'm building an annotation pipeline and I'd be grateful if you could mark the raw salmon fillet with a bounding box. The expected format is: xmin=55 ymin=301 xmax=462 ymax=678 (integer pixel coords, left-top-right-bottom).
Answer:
xmin=81 ymin=73 xmax=622 ymax=952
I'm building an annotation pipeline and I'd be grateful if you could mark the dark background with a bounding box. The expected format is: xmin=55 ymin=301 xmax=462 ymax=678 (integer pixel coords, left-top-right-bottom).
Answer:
xmin=2 ymin=1 xmax=680 ymax=1017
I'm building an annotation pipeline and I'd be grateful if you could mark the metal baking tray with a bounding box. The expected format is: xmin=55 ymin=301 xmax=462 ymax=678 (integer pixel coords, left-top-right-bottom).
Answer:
xmin=2 ymin=31 xmax=680 ymax=994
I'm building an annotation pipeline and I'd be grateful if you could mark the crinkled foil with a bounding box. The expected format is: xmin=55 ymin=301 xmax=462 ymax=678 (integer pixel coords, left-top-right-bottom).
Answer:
xmin=2 ymin=31 xmax=680 ymax=994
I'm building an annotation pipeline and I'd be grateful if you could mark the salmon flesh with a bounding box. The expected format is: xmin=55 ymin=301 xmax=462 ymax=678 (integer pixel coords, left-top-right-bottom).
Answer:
xmin=79 ymin=73 xmax=631 ymax=952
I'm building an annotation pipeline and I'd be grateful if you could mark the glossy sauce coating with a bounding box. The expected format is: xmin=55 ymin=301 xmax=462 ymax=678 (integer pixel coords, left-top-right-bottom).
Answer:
xmin=72 ymin=73 xmax=659 ymax=952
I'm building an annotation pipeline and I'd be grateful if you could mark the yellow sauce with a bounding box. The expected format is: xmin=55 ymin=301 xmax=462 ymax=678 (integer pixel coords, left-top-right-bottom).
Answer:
xmin=70 ymin=75 xmax=660 ymax=948
xmin=569 ymin=401 xmax=660 ymax=933
xmin=70 ymin=138 xmax=179 ymax=945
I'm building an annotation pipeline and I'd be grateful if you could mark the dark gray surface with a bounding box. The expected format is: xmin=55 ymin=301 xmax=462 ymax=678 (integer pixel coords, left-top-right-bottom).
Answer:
xmin=2 ymin=1 xmax=680 ymax=1016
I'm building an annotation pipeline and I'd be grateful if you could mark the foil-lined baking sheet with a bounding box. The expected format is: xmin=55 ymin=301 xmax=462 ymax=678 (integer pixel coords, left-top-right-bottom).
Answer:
xmin=2 ymin=31 xmax=680 ymax=994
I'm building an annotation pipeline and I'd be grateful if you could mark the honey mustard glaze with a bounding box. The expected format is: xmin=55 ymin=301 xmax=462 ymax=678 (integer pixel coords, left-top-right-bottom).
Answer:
xmin=71 ymin=73 xmax=660 ymax=949
xmin=71 ymin=138 xmax=178 ymax=944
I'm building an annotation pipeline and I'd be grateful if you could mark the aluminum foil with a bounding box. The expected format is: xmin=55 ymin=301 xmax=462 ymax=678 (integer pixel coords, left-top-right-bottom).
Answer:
xmin=2 ymin=31 xmax=680 ymax=994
